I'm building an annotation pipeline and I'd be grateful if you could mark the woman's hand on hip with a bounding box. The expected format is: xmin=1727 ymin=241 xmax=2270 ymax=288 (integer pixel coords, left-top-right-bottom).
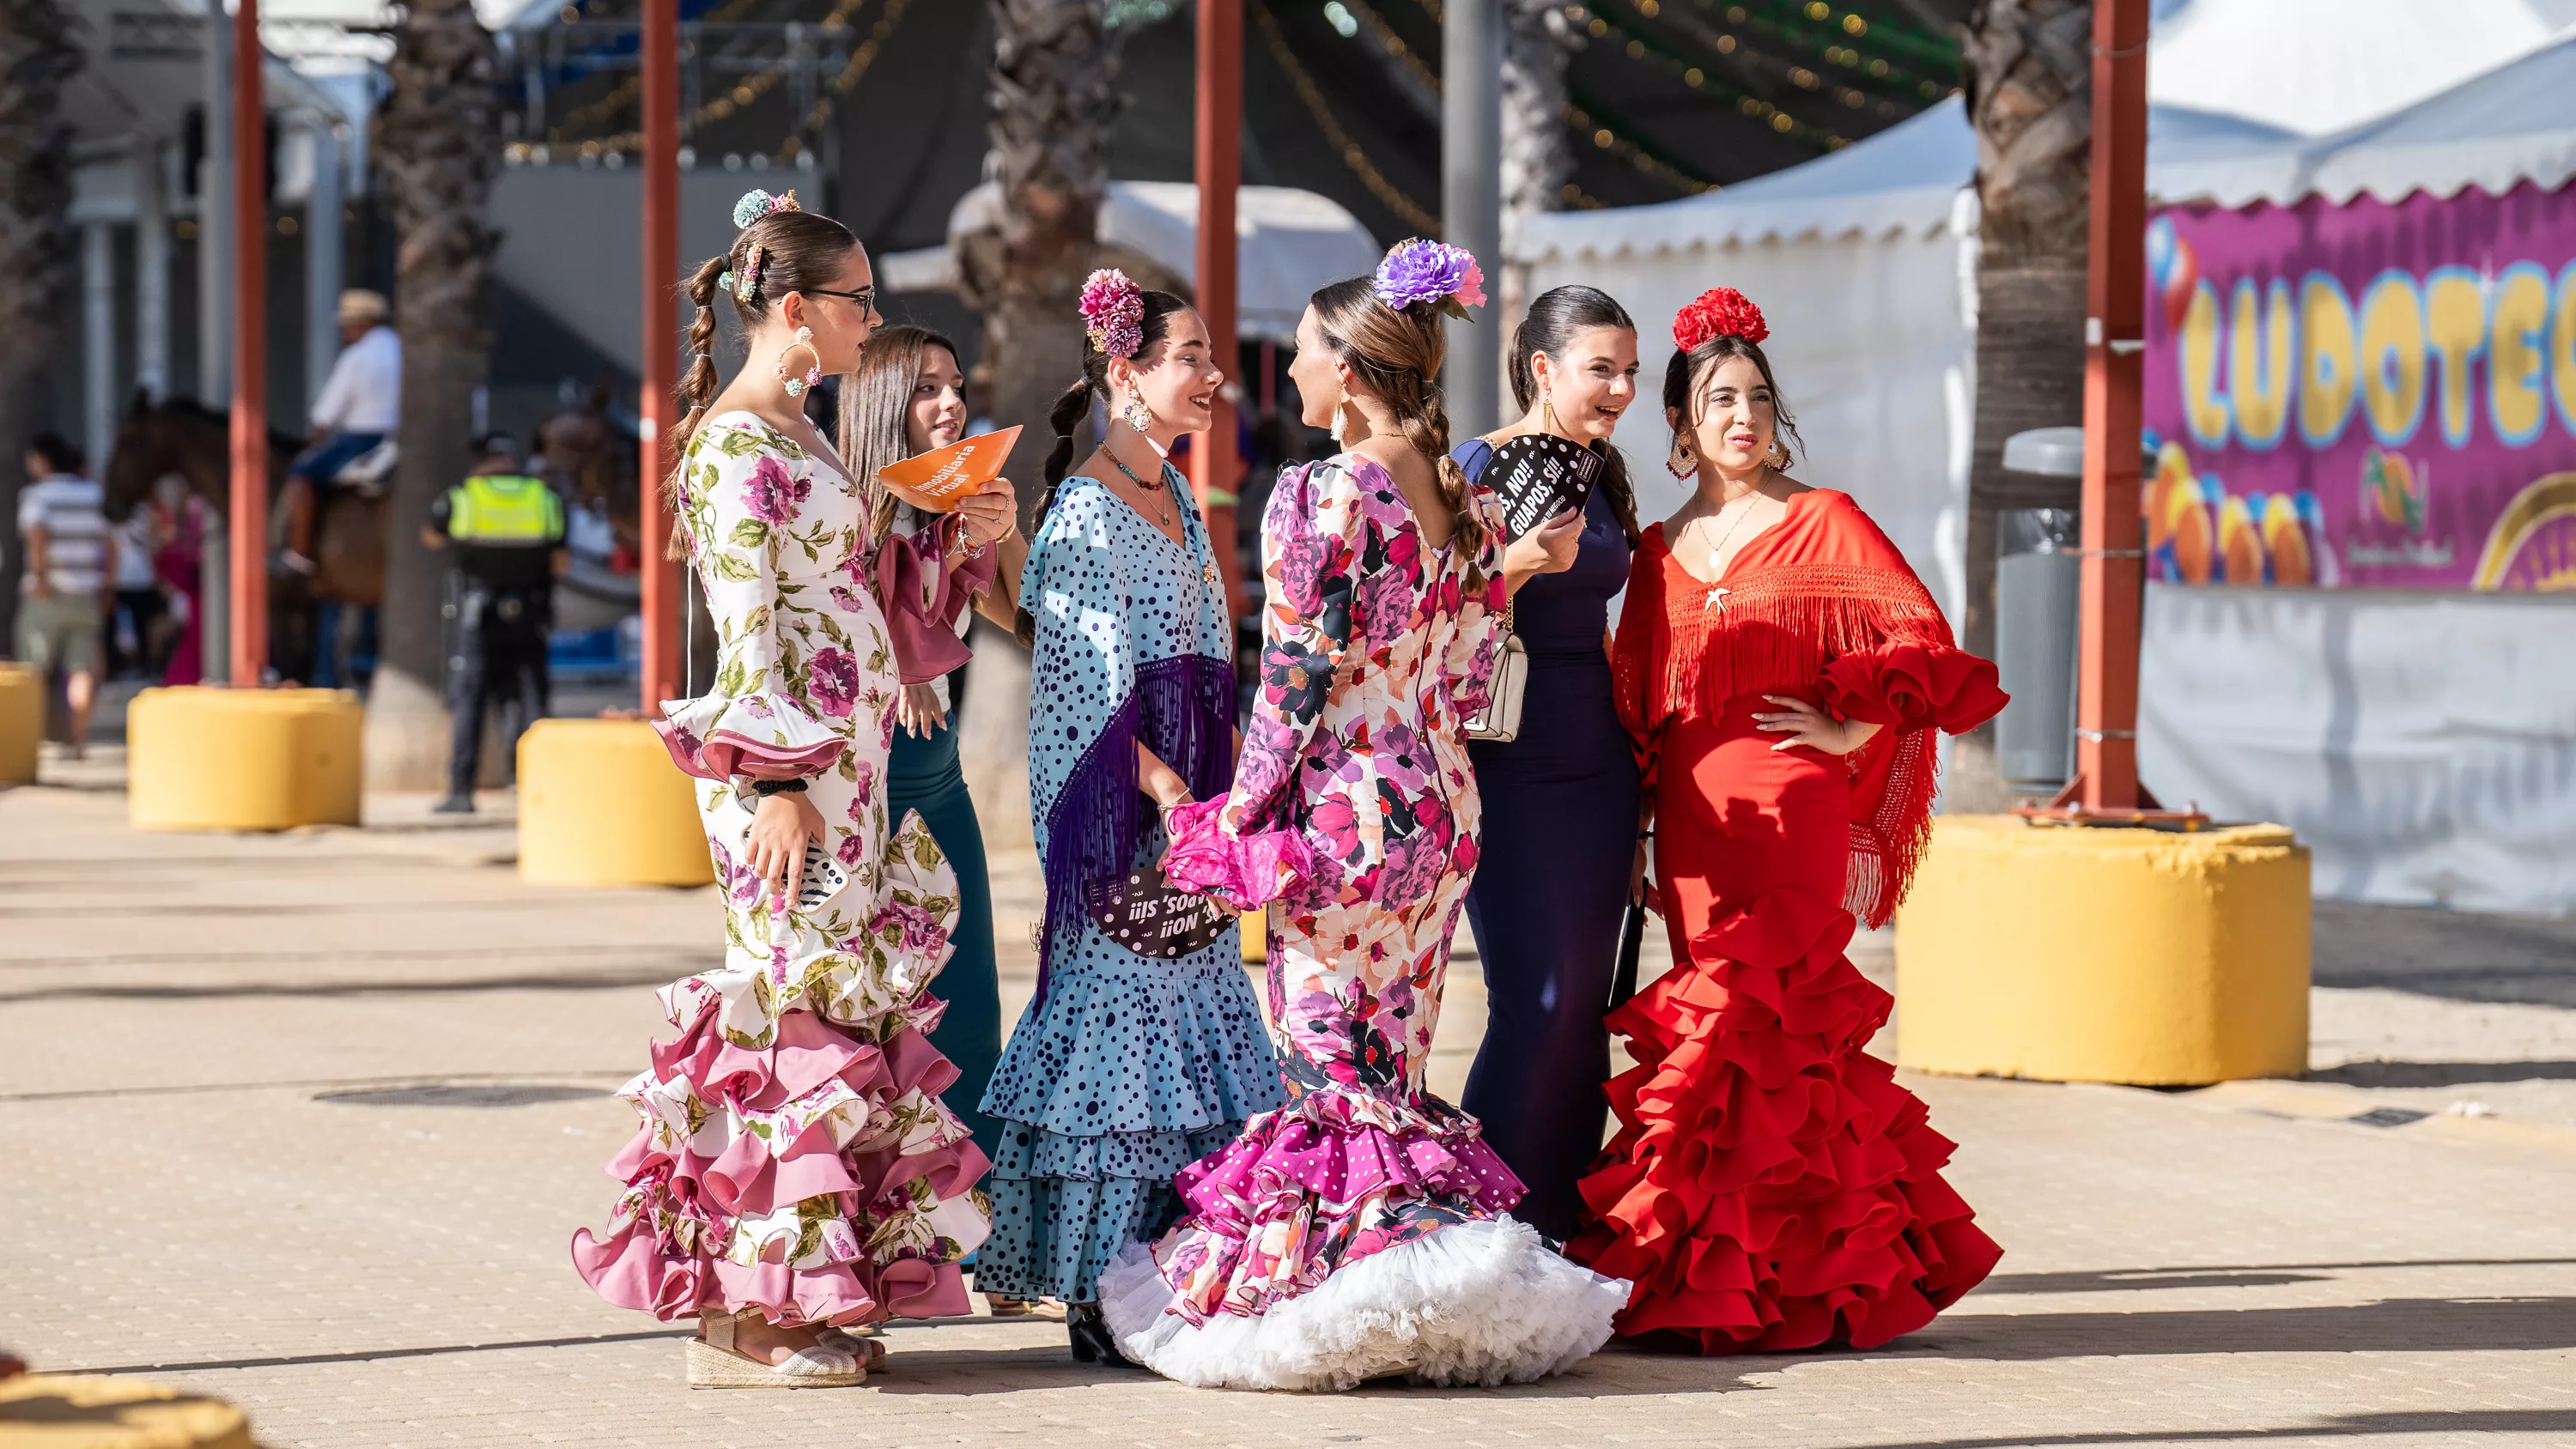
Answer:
xmin=1754 ymin=694 xmax=1884 ymax=755
xmin=746 ymin=790 xmax=828 ymax=908
xmin=896 ymin=682 xmax=947 ymax=738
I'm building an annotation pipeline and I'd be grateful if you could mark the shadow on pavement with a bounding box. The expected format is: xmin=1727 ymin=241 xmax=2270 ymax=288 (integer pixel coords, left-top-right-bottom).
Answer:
xmin=1984 ymin=1258 xmax=2576 ymax=1294
xmin=1887 ymin=1296 xmax=2576 ymax=1359
xmin=2303 ymin=1059 xmax=2576 ymax=1088
xmin=2316 ymin=900 xmax=2576 ymax=1008
xmin=1831 ymin=1409 xmax=2576 ymax=1449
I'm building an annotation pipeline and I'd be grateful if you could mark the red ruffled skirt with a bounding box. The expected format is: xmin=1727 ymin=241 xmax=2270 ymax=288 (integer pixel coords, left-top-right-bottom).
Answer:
xmin=1568 ymin=694 xmax=2001 ymax=1353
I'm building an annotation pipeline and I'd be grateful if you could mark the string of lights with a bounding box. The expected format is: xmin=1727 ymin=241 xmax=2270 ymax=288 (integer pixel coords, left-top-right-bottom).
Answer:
xmin=561 ymin=0 xmax=896 ymax=159
xmin=550 ymin=0 xmax=783 ymax=138
xmin=801 ymin=0 xmax=913 ymax=139
xmin=1694 ymin=0 xmax=1960 ymax=100
xmin=1571 ymin=5 xmax=1847 ymax=149
xmin=1599 ymin=0 xmax=1941 ymax=109
xmin=1255 ymin=1 xmax=1442 ymax=233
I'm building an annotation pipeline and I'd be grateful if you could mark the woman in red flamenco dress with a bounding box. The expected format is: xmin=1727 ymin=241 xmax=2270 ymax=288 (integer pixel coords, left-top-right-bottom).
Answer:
xmin=1569 ymin=288 xmax=2009 ymax=1354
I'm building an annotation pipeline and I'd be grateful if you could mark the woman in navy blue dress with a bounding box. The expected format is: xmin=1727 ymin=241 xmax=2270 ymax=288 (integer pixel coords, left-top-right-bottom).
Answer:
xmin=1453 ymin=286 xmax=1645 ymax=1244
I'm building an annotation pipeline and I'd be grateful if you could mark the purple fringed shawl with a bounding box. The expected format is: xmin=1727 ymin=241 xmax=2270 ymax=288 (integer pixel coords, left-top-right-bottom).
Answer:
xmin=1036 ymin=651 xmax=1236 ymax=1002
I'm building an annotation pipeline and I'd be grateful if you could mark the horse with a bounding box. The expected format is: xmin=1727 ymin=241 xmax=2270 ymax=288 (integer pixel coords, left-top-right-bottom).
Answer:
xmin=102 ymin=392 xmax=388 ymax=685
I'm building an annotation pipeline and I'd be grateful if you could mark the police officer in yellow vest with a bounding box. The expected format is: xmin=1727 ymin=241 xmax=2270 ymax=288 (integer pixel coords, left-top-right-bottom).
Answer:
xmin=424 ymin=435 xmax=567 ymax=814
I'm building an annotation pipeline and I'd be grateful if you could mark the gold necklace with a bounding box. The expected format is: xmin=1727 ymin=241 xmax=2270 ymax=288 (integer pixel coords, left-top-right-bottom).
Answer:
xmin=1689 ymin=486 xmax=1764 ymax=610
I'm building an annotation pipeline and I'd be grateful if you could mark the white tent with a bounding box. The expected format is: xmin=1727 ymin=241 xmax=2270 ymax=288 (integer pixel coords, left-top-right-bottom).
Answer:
xmin=880 ymin=181 xmax=1382 ymax=343
xmin=2151 ymin=31 xmax=2576 ymax=207
xmin=2148 ymin=0 xmax=2576 ymax=137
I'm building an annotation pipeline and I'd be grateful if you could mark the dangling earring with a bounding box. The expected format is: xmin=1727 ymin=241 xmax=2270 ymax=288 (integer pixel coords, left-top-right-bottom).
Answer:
xmin=1328 ymin=393 xmax=1351 ymax=447
xmin=1667 ymin=435 xmax=1695 ymax=480
xmin=1540 ymin=390 xmax=1558 ymax=437
xmin=1766 ymin=441 xmax=1791 ymax=472
xmin=1120 ymin=386 xmax=1155 ymax=435
xmin=776 ymin=325 xmax=823 ymax=399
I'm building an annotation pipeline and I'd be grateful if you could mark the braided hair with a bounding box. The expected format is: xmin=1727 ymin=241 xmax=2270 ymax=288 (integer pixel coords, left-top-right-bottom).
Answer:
xmin=1307 ymin=275 xmax=1488 ymax=576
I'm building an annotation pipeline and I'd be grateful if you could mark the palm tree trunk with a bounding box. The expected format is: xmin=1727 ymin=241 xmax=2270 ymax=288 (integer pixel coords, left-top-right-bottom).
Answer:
xmin=1957 ymin=0 xmax=2090 ymax=809
xmin=1499 ymin=0 xmax=1575 ymax=240
xmin=952 ymin=0 xmax=1119 ymax=849
xmin=368 ymin=0 xmax=500 ymax=790
xmin=0 ymin=0 xmax=79 ymax=649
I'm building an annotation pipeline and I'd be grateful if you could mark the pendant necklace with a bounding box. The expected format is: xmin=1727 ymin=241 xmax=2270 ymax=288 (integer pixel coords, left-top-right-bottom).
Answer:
xmin=1106 ymin=450 xmax=1177 ymax=530
xmin=1692 ymin=486 xmax=1761 ymax=612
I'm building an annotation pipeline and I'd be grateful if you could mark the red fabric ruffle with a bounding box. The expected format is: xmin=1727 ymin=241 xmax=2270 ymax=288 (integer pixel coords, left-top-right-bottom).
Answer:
xmin=1567 ymin=887 xmax=2001 ymax=1354
xmin=1820 ymin=641 xmax=2008 ymax=736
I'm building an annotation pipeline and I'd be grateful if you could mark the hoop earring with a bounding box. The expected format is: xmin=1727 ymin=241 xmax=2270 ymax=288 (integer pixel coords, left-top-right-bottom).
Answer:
xmin=1766 ymin=441 xmax=1791 ymax=472
xmin=1120 ymin=386 xmax=1155 ymax=435
xmin=776 ymin=325 xmax=823 ymax=400
xmin=1666 ymin=436 xmax=1695 ymax=480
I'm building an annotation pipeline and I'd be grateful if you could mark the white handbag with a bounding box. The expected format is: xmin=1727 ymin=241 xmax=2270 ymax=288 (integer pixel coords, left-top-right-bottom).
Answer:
xmin=1464 ymin=603 xmax=1528 ymax=743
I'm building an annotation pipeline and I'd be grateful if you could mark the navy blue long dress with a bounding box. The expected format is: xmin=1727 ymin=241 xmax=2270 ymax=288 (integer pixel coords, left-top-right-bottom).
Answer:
xmin=1453 ymin=437 xmax=1640 ymax=1244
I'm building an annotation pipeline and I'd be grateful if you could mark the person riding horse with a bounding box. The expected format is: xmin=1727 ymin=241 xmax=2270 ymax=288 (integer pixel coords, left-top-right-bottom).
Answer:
xmin=281 ymin=289 xmax=400 ymax=578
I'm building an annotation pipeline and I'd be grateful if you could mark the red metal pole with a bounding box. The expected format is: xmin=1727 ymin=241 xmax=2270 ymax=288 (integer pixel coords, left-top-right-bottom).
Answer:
xmin=639 ymin=0 xmax=682 ymax=712
xmin=2076 ymin=0 xmax=2148 ymax=812
xmin=1191 ymin=0 xmax=1243 ymax=615
xmin=228 ymin=0 xmax=268 ymax=685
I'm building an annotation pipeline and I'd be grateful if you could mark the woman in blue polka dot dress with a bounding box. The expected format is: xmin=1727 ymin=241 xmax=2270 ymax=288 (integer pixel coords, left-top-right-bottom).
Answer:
xmin=975 ymin=272 xmax=1285 ymax=1362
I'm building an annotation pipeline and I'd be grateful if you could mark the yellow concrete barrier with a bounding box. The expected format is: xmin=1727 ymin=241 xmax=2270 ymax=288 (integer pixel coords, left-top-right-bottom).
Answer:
xmin=517 ymin=718 xmax=714 ymax=888
xmin=128 ymin=687 xmax=363 ymax=831
xmin=0 ymin=662 xmax=37 ymax=784
xmin=1895 ymin=814 xmax=2311 ymax=1085
xmin=0 ymin=1373 xmax=260 ymax=1448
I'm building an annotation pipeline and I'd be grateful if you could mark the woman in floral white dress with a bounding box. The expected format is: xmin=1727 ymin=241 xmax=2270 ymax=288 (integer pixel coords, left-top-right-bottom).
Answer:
xmin=572 ymin=191 xmax=1005 ymax=1389
xmin=1102 ymin=247 xmax=1626 ymax=1391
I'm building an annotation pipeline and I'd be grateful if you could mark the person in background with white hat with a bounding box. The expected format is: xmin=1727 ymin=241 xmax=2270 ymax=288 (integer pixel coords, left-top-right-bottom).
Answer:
xmin=280 ymin=288 xmax=402 ymax=575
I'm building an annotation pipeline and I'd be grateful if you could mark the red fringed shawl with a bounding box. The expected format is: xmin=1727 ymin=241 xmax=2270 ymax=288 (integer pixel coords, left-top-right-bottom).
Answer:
xmin=1612 ymin=489 xmax=2005 ymax=928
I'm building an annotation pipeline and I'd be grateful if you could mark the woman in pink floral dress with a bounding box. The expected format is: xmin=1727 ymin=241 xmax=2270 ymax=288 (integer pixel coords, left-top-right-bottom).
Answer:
xmin=1101 ymin=246 xmax=1626 ymax=1391
xmin=572 ymin=191 xmax=999 ymax=1389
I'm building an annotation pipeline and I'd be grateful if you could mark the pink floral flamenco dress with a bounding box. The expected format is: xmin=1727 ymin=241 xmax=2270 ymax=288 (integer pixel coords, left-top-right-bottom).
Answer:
xmin=1100 ymin=452 xmax=1627 ymax=1390
xmin=572 ymin=413 xmax=992 ymax=1353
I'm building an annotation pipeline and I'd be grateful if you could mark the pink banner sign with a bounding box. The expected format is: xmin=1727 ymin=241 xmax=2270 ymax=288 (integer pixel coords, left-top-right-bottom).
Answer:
xmin=2142 ymin=180 xmax=2576 ymax=591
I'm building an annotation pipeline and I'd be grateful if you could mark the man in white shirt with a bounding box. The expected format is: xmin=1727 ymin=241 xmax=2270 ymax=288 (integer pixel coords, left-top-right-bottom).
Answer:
xmin=283 ymin=289 xmax=401 ymax=570
xmin=15 ymin=433 xmax=114 ymax=755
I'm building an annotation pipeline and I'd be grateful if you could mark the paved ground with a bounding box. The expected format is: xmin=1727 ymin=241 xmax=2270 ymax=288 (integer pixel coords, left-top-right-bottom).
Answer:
xmin=6 ymin=759 xmax=2576 ymax=1449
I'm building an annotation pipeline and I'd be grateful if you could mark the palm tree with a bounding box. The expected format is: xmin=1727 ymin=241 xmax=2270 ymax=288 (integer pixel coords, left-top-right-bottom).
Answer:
xmin=1957 ymin=0 xmax=2090 ymax=807
xmin=1499 ymin=0 xmax=1575 ymax=240
xmin=0 ymin=0 xmax=79 ymax=646
xmin=952 ymin=0 xmax=1118 ymax=846
xmin=366 ymin=0 xmax=501 ymax=789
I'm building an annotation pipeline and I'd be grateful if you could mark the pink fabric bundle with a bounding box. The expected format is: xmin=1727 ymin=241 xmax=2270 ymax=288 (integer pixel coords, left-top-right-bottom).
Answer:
xmin=1160 ymin=799 xmax=1316 ymax=911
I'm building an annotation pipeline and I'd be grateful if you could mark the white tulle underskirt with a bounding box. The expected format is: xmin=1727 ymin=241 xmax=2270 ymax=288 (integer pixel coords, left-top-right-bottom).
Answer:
xmin=1097 ymin=1216 xmax=1629 ymax=1392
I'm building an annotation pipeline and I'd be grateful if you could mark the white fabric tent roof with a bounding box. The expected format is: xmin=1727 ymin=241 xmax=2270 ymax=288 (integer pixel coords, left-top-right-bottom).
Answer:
xmin=2151 ymin=33 xmax=2576 ymax=207
xmin=880 ymin=180 xmax=1382 ymax=343
xmin=1513 ymin=97 xmax=2297 ymax=265
xmin=2148 ymin=0 xmax=2576 ymax=137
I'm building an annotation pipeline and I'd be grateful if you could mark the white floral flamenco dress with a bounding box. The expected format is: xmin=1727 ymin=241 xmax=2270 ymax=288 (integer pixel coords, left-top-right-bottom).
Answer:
xmin=572 ymin=412 xmax=992 ymax=1331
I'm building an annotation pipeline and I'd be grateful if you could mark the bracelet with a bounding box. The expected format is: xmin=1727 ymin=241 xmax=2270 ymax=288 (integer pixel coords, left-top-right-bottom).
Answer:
xmin=750 ymin=778 xmax=808 ymax=797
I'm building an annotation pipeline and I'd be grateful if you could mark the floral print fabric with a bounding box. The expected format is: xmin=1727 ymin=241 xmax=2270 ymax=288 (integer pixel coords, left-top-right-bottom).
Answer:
xmin=1145 ymin=452 xmax=1523 ymax=1320
xmin=574 ymin=414 xmax=993 ymax=1329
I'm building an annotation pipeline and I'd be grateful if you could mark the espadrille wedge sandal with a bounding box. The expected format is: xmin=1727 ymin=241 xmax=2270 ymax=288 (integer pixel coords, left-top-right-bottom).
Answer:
xmin=686 ymin=1311 xmax=866 ymax=1389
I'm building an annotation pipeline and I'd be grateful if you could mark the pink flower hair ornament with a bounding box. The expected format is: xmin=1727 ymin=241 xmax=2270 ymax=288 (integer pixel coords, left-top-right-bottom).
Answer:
xmin=1373 ymin=239 xmax=1485 ymax=320
xmin=1079 ymin=268 xmax=1146 ymax=359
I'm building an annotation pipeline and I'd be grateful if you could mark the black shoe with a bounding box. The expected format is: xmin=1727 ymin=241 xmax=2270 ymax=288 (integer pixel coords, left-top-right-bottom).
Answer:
xmin=1066 ymin=1302 xmax=1134 ymax=1367
xmin=431 ymin=795 xmax=476 ymax=815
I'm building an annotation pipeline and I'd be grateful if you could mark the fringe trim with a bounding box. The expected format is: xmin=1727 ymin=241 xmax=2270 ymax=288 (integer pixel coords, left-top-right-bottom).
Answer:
xmin=1035 ymin=652 xmax=1237 ymax=1003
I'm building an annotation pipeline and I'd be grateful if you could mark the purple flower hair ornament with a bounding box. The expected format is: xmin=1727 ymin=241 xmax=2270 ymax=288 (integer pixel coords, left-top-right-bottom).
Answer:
xmin=1373 ymin=239 xmax=1487 ymax=321
xmin=1079 ymin=268 xmax=1146 ymax=359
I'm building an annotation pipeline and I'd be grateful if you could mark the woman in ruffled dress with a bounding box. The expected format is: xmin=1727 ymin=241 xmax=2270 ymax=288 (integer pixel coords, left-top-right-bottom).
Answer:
xmin=1570 ymin=288 xmax=2007 ymax=1353
xmin=1100 ymin=245 xmax=1627 ymax=1391
xmin=974 ymin=271 xmax=1285 ymax=1362
xmin=571 ymin=191 xmax=1002 ymax=1388
xmin=841 ymin=326 xmax=1061 ymax=1319
xmin=1451 ymin=285 xmax=1642 ymax=1245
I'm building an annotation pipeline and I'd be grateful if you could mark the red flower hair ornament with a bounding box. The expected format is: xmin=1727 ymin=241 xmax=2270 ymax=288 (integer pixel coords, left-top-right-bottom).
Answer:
xmin=1673 ymin=288 xmax=1769 ymax=351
